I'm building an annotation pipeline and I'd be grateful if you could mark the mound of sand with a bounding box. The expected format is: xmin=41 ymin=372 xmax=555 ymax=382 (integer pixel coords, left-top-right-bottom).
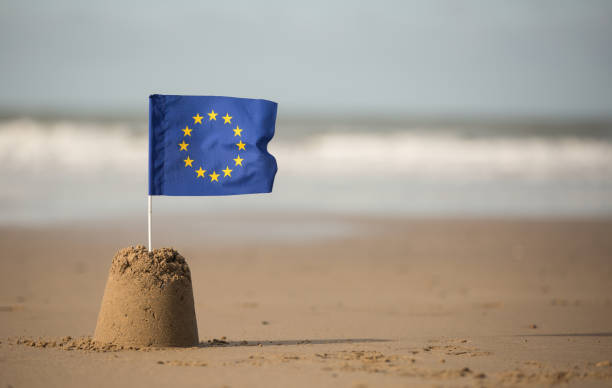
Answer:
xmin=93 ymin=246 xmax=199 ymax=347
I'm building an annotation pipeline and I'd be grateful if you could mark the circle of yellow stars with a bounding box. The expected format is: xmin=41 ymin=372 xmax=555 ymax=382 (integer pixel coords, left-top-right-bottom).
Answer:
xmin=178 ymin=109 xmax=245 ymax=182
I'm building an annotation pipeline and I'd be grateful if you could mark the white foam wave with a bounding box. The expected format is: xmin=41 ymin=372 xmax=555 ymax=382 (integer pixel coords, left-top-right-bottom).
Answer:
xmin=0 ymin=119 xmax=146 ymax=174
xmin=271 ymin=132 xmax=612 ymax=180
xmin=1 ymin=119 xmax=611 ymax=181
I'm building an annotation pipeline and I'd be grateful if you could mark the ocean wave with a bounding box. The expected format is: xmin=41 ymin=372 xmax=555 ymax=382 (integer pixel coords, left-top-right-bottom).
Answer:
xmin=1 ymin=119 xmax=611 ymax=181
xmin=0 ymin=119 xmax=146 ymax=174
xmin=273 ymin=131 xmax=612 ymax=180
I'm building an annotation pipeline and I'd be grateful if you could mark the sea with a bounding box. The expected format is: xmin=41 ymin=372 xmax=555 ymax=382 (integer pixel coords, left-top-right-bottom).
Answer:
xmin=1 ymin=116 xmax=612 ymax=225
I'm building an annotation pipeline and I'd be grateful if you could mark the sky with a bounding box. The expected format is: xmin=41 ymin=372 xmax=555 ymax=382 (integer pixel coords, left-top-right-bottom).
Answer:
xmin=0 ymin=0 xmax=611 ymax=119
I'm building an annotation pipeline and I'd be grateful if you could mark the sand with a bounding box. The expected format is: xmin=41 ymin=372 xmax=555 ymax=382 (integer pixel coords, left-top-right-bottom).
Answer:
xmin=1 ymin=215 xmax=612 ymax=387
xmin=93 ymin=246 xmax=198 ymax=347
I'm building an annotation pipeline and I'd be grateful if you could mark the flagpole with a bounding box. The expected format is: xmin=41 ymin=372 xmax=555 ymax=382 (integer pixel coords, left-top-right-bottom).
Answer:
xmin=148 ymin=195 xmax=152 ymax=252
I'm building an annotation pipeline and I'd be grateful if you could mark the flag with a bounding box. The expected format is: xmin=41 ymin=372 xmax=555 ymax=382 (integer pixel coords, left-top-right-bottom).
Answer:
xmin=148 ymin=94 xmax=278 ymax=196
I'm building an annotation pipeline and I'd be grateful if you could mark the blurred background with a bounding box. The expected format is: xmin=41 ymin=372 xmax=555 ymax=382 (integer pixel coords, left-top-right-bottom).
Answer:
xmin=1 ymin=0 xmax=611 ymax=225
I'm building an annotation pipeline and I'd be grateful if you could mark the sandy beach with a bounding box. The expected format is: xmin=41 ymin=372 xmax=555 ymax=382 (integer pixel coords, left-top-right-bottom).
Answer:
xmin=1 ymin=215 xmax=611 ymax=387
xmin=2 ymin=0 xmax=612 ymax=386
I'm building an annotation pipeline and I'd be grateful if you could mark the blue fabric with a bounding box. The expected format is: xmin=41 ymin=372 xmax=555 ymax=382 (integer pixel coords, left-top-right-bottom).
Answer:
xmin=149 ymin=94 xmax=277 ymax=196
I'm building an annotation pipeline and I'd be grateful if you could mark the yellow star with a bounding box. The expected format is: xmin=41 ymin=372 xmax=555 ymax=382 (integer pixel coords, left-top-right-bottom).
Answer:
xmin=208 ymin=110 xmax=218 ymax=121
xmin=193 ymin=113 xmax=203 ymax=124
xmin=222 ymin=166 xmax=233 ymax=177
xmin=178 ymin=140 xmax=189 ymax=151
xmin=195 ymin=166 xmax=206 ymax=178
xmin=233 ymin=126 xmax=243 ymax=137
xmin=182 ymin=126 xmax=192 ymax=136
xmin=209 ymin=170 xmax=220 ymax=182
xmin=236 ymin=140 xmax=246 ymax=150
xmin=183 ymin=156 xmax=194 ymax=167
xmin=222 ymin=113 xmax=232 ymax=124
xmin=233 ymin=155 xmax=244 ymax=166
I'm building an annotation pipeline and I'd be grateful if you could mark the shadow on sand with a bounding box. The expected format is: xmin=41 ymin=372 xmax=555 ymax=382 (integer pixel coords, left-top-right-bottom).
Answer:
xmin=199 ymin=338 xmax=391 ymax=348
xmin=519 ymin=332 xmax=612 ymax=337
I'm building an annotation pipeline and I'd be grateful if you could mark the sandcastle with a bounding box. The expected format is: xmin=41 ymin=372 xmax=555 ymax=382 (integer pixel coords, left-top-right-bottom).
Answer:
xmin=93 ymin=246 xmax=199 ymax=347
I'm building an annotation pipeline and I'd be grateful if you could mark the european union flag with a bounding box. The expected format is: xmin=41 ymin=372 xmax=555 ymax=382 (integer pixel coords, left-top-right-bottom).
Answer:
xmin=148 ymin=94 xmax=277 ymax=196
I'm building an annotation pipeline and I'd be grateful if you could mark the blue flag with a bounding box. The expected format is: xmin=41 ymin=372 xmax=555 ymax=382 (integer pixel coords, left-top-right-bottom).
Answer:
xmin=148 ymin=94 xmax=278 ymax=196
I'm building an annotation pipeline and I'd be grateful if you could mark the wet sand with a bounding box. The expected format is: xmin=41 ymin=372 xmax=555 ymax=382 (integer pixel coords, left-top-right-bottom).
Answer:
xmin=1 ymin=216 xmax=611 ymax=387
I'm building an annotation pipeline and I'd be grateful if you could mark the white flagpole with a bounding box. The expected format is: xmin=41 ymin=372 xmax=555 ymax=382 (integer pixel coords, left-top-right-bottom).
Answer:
xmin=148 ymin=195 xmax=152 ymax=252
